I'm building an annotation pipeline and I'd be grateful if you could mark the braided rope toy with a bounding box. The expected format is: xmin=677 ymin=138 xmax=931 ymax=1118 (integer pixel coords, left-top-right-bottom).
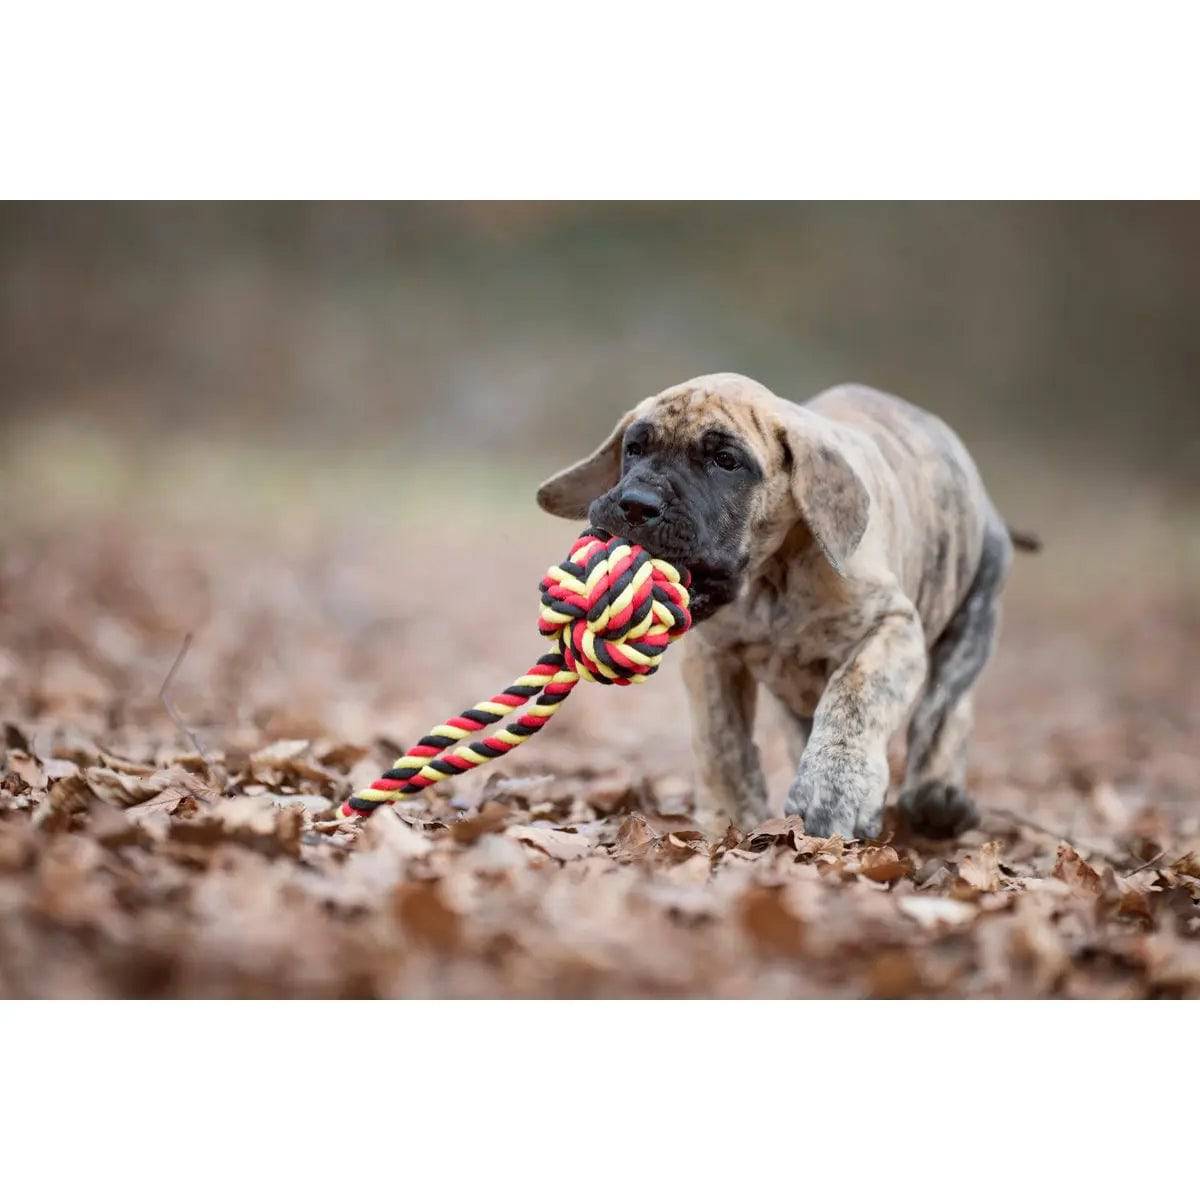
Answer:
xmin=343 ymin=528 xmax=692 ymax=817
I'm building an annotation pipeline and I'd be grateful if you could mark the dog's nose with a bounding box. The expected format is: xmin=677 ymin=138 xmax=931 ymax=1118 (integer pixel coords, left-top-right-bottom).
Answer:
xmin=618 ymin=487 xmax=662 ymax=527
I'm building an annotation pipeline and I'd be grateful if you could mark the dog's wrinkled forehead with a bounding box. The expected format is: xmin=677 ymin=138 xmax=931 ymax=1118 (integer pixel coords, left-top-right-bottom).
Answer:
xmin=635 ymin=373 xmax=781 ymax=463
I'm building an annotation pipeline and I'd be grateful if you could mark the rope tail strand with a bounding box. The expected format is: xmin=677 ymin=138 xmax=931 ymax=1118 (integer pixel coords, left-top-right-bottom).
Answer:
xmin=343 ymin=528 xmax=691 ymax=817
xmin=345 ymin=654 xmax=578 ymax=813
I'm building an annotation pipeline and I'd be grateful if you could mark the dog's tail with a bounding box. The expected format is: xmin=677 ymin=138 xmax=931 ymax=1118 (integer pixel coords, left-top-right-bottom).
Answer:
xmin=1007 ymin=526 xmax=1042 ymax=554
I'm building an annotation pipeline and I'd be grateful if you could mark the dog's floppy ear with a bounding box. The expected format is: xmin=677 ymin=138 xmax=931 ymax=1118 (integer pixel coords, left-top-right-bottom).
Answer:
xmin=536 ymin=410 xmax=635 ymax=519
xmin=778 ymin=412 xmax=870 ymax=576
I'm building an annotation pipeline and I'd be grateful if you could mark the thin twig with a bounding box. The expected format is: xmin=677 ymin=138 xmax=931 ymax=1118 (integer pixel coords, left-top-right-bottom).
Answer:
xmin=1122 ymin=849 xmax=1165 ymax=878
xmin=159 ymin=633 xmax=210 ymax=763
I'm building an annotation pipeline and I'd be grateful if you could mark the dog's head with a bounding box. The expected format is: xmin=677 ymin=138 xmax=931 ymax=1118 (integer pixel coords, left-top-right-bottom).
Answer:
xmin=536 ymin=373 xmax=869 ymax=621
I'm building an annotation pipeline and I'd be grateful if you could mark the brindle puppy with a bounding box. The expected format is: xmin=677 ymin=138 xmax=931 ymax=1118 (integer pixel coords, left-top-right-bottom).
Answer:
xmin=537 ymin=372 xmax=1031 ymax=840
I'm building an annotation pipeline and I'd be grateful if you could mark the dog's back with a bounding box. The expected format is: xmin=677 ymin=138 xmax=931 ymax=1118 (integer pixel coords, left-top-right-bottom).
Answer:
xmin=805 ymin=382 xmax=1003 ymax=643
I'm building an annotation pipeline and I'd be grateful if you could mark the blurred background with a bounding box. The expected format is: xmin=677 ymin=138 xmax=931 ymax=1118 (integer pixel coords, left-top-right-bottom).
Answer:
xmin=1 ymin=201 xmax=1197 ymax=805
xmin=4 ymin=202 xmax=1199 ymax=482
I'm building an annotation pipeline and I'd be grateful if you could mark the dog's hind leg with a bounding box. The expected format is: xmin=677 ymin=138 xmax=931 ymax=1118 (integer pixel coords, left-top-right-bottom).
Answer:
xmin=901 ymin=693 xmax=979 ymax=836
xmin=899 ymin=521 xmax=1012 ymax=838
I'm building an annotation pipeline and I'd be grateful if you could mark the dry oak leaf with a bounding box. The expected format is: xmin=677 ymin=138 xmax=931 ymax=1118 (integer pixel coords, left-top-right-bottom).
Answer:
xmin=659 ymin=830 xmax=709 ymax=865
xmin=1052 ymin=843 xmax=1103 ymax=898
xmin=84 ymin=766 xmax=171 ymax=807
xmin=743 ymin=815 xmax=804 ymax=853
xmin=614 ymin=812 xmax=659 ymax=856
xmin=4 ymin=749 xmax=46 ymax=791
xmin=507 ymin=824 xmax=592 ymax=861
xmin=1171 ymin=850 xmax=1200 ymax=879
xmin=958 ymin=841 xmax=1003 ymax=893
xmin=170 ymin=795 xmax=304 ymax=858
xmin=118 ymin=764 xmax=218 ymax=824
xmin=858 ymin=845 xmax=911 ymax=884
xmin=32 ymin=775 xmax=93 ymax=831
xmin=247 ymin=739 xmax=339 ymax=789
xmin=1106 ymin=870 xmax=1157 ymax=923
xmin=124 ymin=787 xmax=194 ymax=826
xmin=710 ymin=823 xmax=743 ymax=858
xmin=316 ymin=742 xmax=370 ymax=772
xmin=98 ymin=753 xmax=158 ymax=777
xmin=216 ymin=795 xmax=305 ymax=855
xmin=793 ymin=833 xmax=846 ymax=862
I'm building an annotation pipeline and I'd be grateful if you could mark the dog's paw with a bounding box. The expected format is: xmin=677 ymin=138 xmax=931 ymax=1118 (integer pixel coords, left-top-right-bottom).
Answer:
xmin=785 ymin=745 xmax=887 ymax=841
xmin=898 ymin=781 xmax=979 ymax=839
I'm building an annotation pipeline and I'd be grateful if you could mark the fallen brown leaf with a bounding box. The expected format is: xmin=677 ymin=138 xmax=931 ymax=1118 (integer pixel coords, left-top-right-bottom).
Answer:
xmin=4 ymin=749 xmax=45 ymax=791
xmin=1053 ymin=843 xmax=1104 ymax=898
xmin=507 ymin=824 xmax=592 ymax=862
xmin=1171 ymin=850 xmax=1200 ymax=879
xmin=614 ymin=812 xmax=659 ymax=856
xmin=859 ymin=844 xmax=911 ymax=884
xmin=958 ymin=841 xmax=1003 ymax=893
xmin=743 ymin=815 xmax=804 ymax=852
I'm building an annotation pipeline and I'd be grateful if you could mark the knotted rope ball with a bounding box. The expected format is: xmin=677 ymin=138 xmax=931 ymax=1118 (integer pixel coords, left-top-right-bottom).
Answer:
xmin=344 ymin=529 xmax=692 ymax=816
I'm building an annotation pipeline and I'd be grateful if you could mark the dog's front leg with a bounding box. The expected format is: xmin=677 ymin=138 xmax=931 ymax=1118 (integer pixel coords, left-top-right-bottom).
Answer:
xmin=786 ymin=604 xmax=927 ymax=839
xmin=681 ymin=636 xmax=769 ymax=829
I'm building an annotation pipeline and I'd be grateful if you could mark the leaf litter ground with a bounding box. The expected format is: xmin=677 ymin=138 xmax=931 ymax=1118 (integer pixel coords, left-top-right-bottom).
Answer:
xmin=2 ymin=485 xmax=1198 ymax=997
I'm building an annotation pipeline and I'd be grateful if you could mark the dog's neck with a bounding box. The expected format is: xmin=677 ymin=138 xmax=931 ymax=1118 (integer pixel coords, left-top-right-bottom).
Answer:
xmin=748 ymin=520 xmax=814 ymax=588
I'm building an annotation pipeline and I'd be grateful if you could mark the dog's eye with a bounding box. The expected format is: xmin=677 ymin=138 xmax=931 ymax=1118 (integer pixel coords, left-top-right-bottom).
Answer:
xmin=713 ymin=449 xmax=740 ymax=471
xmin=624 ymin=442 xmax=644 ymax=459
